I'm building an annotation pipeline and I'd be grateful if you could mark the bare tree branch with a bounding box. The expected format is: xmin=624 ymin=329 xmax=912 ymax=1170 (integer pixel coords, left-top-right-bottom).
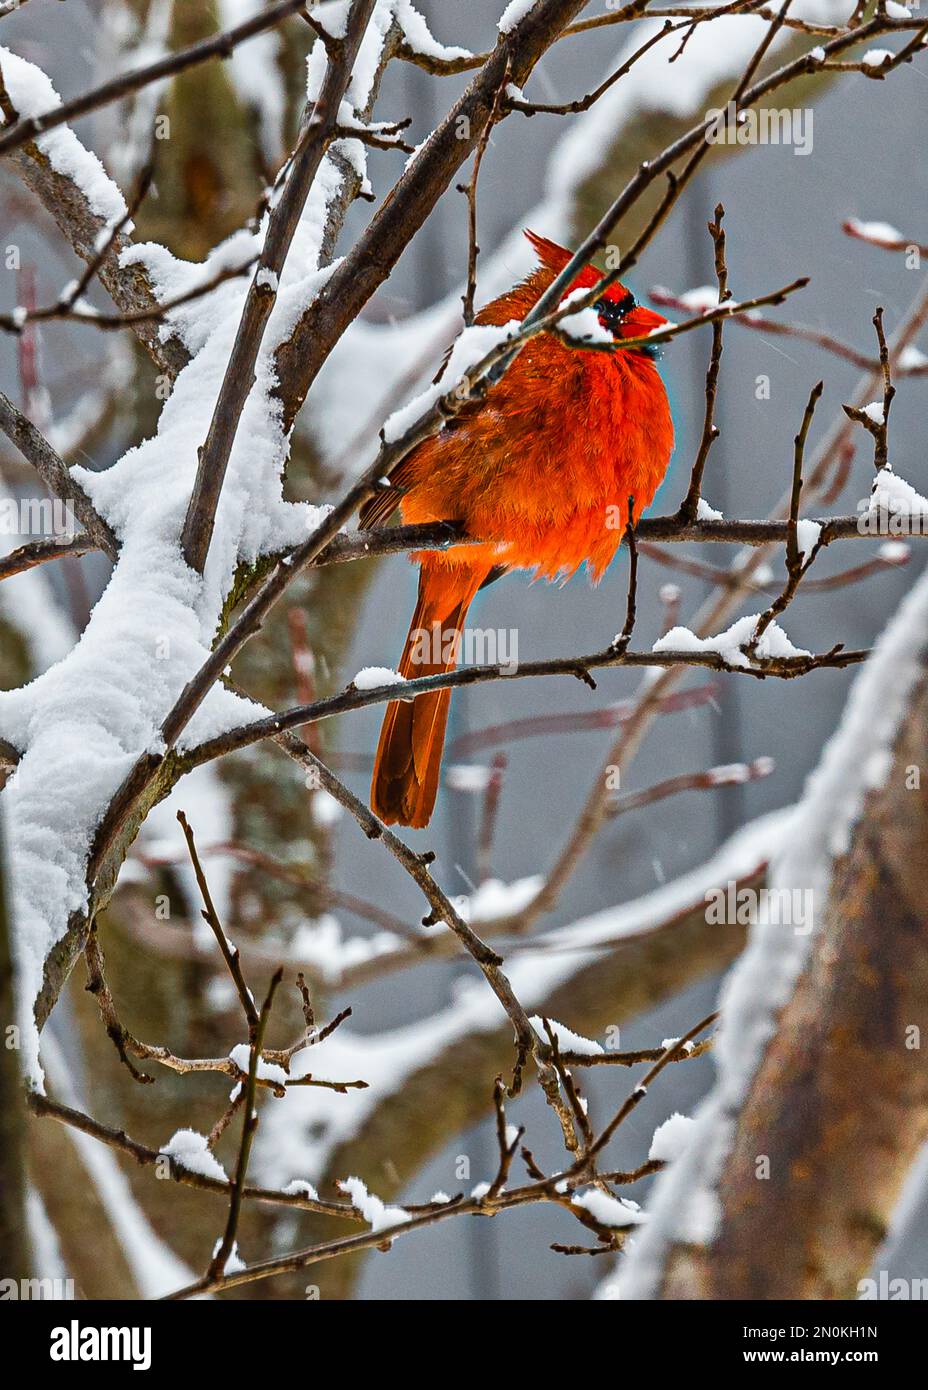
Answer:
xmin=0 ymin=533 xmax=96 ymax=582
xmin=0 ymin=392 xmax=118 ymax=558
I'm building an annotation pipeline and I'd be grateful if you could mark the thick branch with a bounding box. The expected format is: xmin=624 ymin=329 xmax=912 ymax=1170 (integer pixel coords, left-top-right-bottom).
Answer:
xmin=179 ymin=0 xmax=378 ymax=573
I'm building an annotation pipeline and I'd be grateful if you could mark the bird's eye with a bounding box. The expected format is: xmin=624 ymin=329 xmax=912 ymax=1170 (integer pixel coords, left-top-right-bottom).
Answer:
xmin=595 ymin=290 xmax=637 ymax=333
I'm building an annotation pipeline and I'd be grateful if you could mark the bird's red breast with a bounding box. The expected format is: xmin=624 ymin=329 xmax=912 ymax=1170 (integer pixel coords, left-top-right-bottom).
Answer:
xmin=393 ymin=229 xmax=674 ymax=582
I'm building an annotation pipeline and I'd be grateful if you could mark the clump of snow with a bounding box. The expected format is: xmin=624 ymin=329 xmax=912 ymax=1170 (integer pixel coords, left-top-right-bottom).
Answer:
xmin=649 ymin=1113 xmax=696 ymax=1163
xmin=402 ymin=133 xmax=431 ymax=172
xmin=558 ymin=287 xmax=613 ymax=346
xmin=333 ymin=132 xmax=373 ymax=200
xmin=676 ymin=285 xmax=720 ymax=314
xmin=862 ymin=401 xmax=885 ymax=425
xmin=0 ymin=47 xmax=127 ymax=225
xmin=228 ymin=1043 xmax=289 ymax=1087
xmin=212 ymin=1237 xmax=246 ymax=1273
xmin=696 ymin=497 xmax=723 ymax=521
xmin=845 ymin=217 xmax=904 ymax=245
xmin=498 ymin=0 xmax=537 ymax=34
xmin=395 ymin=2 xmax=472 ymax=63
xmin=653 ymin=615 xmax=811 ymax=668
xmin=308 ymin=1 xmax=350 ymax=39
xmin=869 ymin=466 xmax=928 ymax=520
xmin=878 ymin=541 xmax=909 ymax=562
xmin=351 ymin=665 xmax=406 ymax=690
xmin=283 ymin=1178 xmax=320 ymax=1200
xmin=862 ymin=49 xmax=892 ymax=67
xmin=160 ymin=1129 xmax=228 ymax=1183
xmin=348 ymin=5 xmax=396 ymax=110
xmin=885 ymin=1 xmax=911 ymax=16
xmin=898 ymin=345 xmax=928 ymax=371
xmin=307 ymin=2 xmax=405 ymax=111
xmin=310 ymin=788 xmax=343 ymax=827
xmin=795 ymin=518 xmax=822 ymax=559
xmin=708 ymin=758 xmax=773 ymax=786
xmin=572 ymin=1189 xmax=644 ymax=1228
xmin=530 ymin=1015 xmax=603 ymax=1056
xmin=339 ymin=1176 xmax=410 ymax=1231
xmin=118 ymin=227 xmax=257 ymax=354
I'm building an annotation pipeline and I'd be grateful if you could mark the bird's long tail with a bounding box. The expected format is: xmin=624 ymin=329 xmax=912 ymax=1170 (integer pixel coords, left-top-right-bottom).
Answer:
xmin=371 ymin=562 xmax=488 ymax=828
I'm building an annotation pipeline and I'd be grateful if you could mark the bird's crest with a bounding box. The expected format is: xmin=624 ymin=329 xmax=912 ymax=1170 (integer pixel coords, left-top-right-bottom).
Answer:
xmin=524 ymin=229 xmax=601 ymax=292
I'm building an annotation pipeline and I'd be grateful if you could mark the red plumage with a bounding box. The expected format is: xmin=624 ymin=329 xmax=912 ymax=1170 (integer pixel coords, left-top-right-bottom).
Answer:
xmin=366 ymin=230 xmax=674 ymax=827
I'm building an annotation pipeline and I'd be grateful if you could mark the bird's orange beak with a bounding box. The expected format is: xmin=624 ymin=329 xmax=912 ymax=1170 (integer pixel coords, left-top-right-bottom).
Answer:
xmin=615 ymin=302 xmax=671 ymax=359
xmin=624 ymin=303 xmax=668 ymax=338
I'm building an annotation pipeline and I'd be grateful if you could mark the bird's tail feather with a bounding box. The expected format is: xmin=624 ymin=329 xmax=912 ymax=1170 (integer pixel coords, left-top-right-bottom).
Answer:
xmin=371 ymin=564 xmax=487 ymax=828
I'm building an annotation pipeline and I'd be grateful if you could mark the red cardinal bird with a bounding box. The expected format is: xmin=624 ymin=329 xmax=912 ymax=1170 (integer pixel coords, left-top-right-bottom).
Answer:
xmin=364 ymin=231 xmax=674 ymax=828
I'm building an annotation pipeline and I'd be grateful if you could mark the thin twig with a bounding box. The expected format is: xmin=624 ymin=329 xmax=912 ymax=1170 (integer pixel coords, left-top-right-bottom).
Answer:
xmin=460 ymin=59 xmax=509 ymax=326
xmin=842 ymin=308 xmax=895 ymax=472
xmin=182 ymin=636 xmax=866 ymax=772
xmin=606 ymin=759 xmax=773 ymax=818
xmin=177 ymin=810 xmax=258 ymax=1031
xmin=747 ymin=380 xmax=824 ymax=656
xmin=206 ymin=968 xmax=282 ymax=1283
xmin=676 ymin=205 xmax=729 ymax=521
xmin=27 ymin=1092 xmax=366 ymax=1221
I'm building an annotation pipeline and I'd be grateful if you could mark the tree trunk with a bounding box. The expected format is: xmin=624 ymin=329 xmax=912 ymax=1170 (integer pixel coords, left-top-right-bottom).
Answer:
xmin=663 ymin=670 xmax=928 ymax=1299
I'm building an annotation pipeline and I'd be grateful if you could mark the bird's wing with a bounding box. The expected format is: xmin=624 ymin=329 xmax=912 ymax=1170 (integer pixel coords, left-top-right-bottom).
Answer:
xmin=359 ymin=391 xmax=490 ymax=530
xmin=359 ymin=481 xmax=404 ymax=529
